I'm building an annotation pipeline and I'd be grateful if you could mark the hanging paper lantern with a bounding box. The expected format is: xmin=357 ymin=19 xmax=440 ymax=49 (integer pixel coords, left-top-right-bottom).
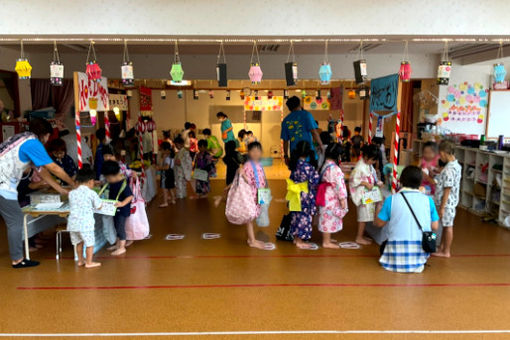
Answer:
xmin=358 ymin=86 xmax=369 ymax=100
xmin=170 ymin=41 xmax=184 ymax=82
xmin=240 ymin=89 xmax=245 ymax=100
xmin=267 ymin=90 xmax=273 ymax=99
xmin=15 ymin=41 xmax=32 ymax=79
xmin=226 ymin=90 xmax=231 ymax=101
xmin=248 ymin=63 xmax=263 ymax=84
xmin=284 ymin=89 xmax=289 ymax=99
xmin=85 ymin=41 xmax=102 ymax=82
xmin=437 ymin=61 xmax=452 ymax=85
xmin=90 ymin=109 xmax=97 ymax=126
xmin=216 ymin=41 xmax=227 ymax=87
xmin=327 ymin=90 xmax=331 ymax=99
xmin=353 ymin=60 xmax=367 ymax=84
xmin=177 ymin=90 xmax=183 ymax=99
xmin=50 ymin=41 xmax=63 ymax=86
xmin=285 ymin=41 xmax=298 ymax=86
xmin=301 ymin=89 xmax=307 ymax=98
xmin=494 ymin=63 xmax=507 ymax=83
xmin=399 ymin=61 xmax=412 ymax=82
xmin=127 ymin=90 xmax=133 ymax=98
xmin=161 ymin=90 xmax=166 ymax=100
xmin=121 ymin=41 xmax=134 ymax=86
xmin=254 ymin=90 xmax=259 ymax=100
xmin=316 ymin=90 xmax=322 ymax=100
xmin=348 ymin=89 xmax=356 ymax=99
xmin=113 ymin=106 xmax=121 ymax=120
xmin=319 ymin=63 xmax=332 ymax=85
xmin=209 ymin=90 xmax=214 ymax=99
xmin=193 ymin=89 xmax=199 ymax=100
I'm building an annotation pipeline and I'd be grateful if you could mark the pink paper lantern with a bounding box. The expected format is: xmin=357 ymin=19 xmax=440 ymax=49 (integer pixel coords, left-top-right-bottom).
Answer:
xmin=399 ymin=61 xmax=412 ymax=82
xmin=248 ymin=63 xmax=263 ymax=84
xmin=86 ymin=62 xmax=102 ymax=82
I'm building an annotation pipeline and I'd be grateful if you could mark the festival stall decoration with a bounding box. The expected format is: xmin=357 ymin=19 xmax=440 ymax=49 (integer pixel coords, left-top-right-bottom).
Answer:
xmin=209 ymin=90 xmax=214 ymax=99
xmin=319 ymin=40 xmax=332 ymax=85
xmin=177 ymin=90 xmax=183 ymax=99
xmin=170 ymin=41 xmax=184 ymax=83
xmin=160 ymin=90 xmax=166 ymax=99
xmin=316 ymin=90 xmax=321 ymax=100
xmin=285 ymin=41 xmax=298 ymax=86
xmin=85 ymin=41 xmax=102 ymax=82
xmin=50 ymin=41 xmax=64 ymax=86
xmin=216 ymin=41 xmax=227 ymax=87
xmin=353 ymin=41 xmax=367 ymax=84
xmin=226 ymin=90 xmax=231 ymax=101
xmin=437 ymin=41 xmax=452 ymax=85
xmin=240 ymin=89 xmax=246 ymax=100
xmin=303 ymin=95 xmax=330 ymax=110
xmin=193 ymin=89 xmax=199 ymax=100
xmin=267 ymin=90 xmax=273 ymax=99
xmin=121 ymin=40 xmax=134 ymax=86
xmin=370 ymin=74 xmax=400 ymax=193
xmin=358 ymin=85 xmax=369 ymax=99
xmin=398 ymin=41 xmax=412 ymax=82
xmin=348 ymin=89 xmax=356 ymax=99
xmin=248 ymin=41 xmax=263 ymax=84
xmin=254 ymin=90 xmax=259 ymax=100
xmin=283 ymin=89 xmax=289 ymax=99
xmin=493 ymin=41 xmax=507 ymax=86
xmin=15 ymin=40 xmax=32 ymax=79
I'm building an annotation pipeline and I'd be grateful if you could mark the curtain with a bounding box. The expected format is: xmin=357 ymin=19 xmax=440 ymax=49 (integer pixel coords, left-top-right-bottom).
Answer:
xmin=400 ymin=81 xmax=414 ymax=132
xmin=31 ymin=78 xmax=74 ymax=119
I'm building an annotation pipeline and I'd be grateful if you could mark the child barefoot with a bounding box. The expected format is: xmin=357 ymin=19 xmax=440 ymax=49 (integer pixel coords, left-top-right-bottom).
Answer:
xmin=239 ymin=142 xmax=275 ymax=250
xmin=101 ymin=161 xmax=134 ymax=256
xmin=194 ymin=139 xmax=216 ymax=198
xmin=287 ymin=141 xmax=320 ymax=250
xmin=67 ymin=166 xmax=102 ymax=268
xmin=433 ymin=140 xmax=462 ymax=257
xmin=349 ymin=144 xmax=383 ymax=245
xmin=420 ymin=141 xmax=439 ymax=195
xmin=317 ymin=143 xmax=348 ymax=249
xmin=158 ymin=142 xmax=176 ymax=207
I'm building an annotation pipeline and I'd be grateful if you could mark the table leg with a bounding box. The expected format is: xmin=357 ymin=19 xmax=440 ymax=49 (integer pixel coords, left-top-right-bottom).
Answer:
xmin=23 ymin=214 xmax=30 ymax=260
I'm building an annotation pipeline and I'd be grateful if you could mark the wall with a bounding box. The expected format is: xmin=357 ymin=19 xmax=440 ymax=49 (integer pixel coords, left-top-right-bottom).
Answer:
xmin=2 ymin=0 xmax=510 ymax=36
xmin=0 ymin=47 xmax=32 ymax=114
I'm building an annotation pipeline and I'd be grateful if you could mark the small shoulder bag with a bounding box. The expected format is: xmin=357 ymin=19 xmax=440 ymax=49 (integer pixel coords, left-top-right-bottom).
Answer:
xmin=401 ymin=192 xmax=437 ymax=253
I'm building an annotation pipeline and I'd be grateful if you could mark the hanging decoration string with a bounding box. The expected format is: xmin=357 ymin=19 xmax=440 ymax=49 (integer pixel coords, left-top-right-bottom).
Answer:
xmin=358 ymin=40 xmax=364 ymax=60
xmin=174 ymin=41 xmax=180 ymax=63
xmin=401 ymin=40 xmax=409 ymax=61
xmin=286 ymin=40 xmax=296 ymax=63
xmin=19 ymin=40 xmax=25 ymax=58
xmin=497 ymin=40 xmax=504 ymax=59
xmin=250 ymin=40 xmax=260 ymax=64
xmin=86 ymin=40 xmax=97 ymax=63
xmin=441 ymin=40 xmax=449 ymax=61
xmin=216 ymin=40 xmax=226 ymax=64
xmin=123 ymin=39 xmax=130 ymax=63
xmin=52 ymin=40 xmax=60 ymax=63
xmin=323 ymin=40 xmax=329 ymax=63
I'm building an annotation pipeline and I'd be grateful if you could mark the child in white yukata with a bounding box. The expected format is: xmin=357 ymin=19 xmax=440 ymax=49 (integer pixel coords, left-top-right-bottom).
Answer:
xmin=173 ymin=136 xmax=194 ymax=199
xmin=433 ymin=140 xmax=462 ymax=258
xmin=67 ymin=166 xmax=102 ymax=268
xmin=317 ymin=143 xmax=348 ymax=249
xmin=349 ymin=144 xmax=384 ymax=245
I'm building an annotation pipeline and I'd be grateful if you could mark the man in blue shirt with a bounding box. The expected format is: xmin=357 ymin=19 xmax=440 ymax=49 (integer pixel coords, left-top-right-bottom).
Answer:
xmin=0 ymin=118 xmax=75 ymax=268
xmin=281 ymin=96 xmax=323 ymax=163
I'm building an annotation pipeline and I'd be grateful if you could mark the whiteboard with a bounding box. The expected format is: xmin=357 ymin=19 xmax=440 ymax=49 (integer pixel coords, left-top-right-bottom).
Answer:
xmin=487 ymin=90 xmax=510 ymax=138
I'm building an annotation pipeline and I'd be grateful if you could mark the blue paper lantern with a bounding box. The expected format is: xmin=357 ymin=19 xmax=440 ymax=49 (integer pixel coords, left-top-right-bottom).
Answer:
xmin=319 ymin=63 xmax=332 ymax=85
xmin=494 ymin=63 xmax=507 ymax=83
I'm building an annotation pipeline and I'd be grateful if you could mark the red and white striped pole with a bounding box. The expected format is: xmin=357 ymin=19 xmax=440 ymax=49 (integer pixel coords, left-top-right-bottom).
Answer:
xmin=138 ymin=118 xmax=146 ymax=186
xmin=104 ymin=113 xmax=111 ymax=142
xmin=75 ymin=110 xmax=82 ymax=169
xmin=368 ymin=112 xmax=373 ymax=144
xmin=391 ymin=111 xmax=401 ymax=193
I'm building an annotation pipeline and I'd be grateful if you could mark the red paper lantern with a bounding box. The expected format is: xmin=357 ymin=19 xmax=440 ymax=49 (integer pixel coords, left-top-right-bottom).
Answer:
xmin=85 ymin=41 xmax=102 ymax=82
xmin=267 ymin=90 xmax=273 ymax=99
xmin=399 ymin=61 xmax=412 ymax=82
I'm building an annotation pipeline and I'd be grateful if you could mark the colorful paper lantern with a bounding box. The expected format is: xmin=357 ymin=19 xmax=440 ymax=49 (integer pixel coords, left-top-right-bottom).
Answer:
xmin=358 ymin=86 xmax=369 ymax=100
xmin=267 ymin=90 xmax=273 ymax=99
xmin=226 ymin=90 xmax=231 ymax=101
xmin=284 ymin=89 xmax=289 ymax=99
xmin=170 ymin=41 xmax=184 ymax=82
xmin=15 ymin=41 xmax=31 ymax=79
xmin=113 ymin=107 xmax=121 ymax=120
xmin=353 ymin=41 xmax=367 ymax=84
xmin=248 ymin=41 xmax=263 ymax=84
xmin=301 ymin=90 xmax=307 ymax=98
xmin=327 ymin=90 xmax=331 ymax=99
xmin=348 ymin=89 xmax=356 ymax=99
xmin=50 ymin=41 xmax=64 ymax=86
xmin=285 ymin=41 xmax=298 ymax=86
xmin=216 ymin=41 xmax=227 ymax=87
xmin=254 ymin=90 xmax=259 ymax=100
xmin=319 ymin=63 xmax=332 ymax=85
xmin=399 ymin=61 xmax=412 ymax=82
xmin=85 ymin=41 xmax=102 ymax=82
xmin=121 ymin=41 xmax=134 ymax=86
xmin=161 ymin=90 xmax=166 ymax=99
xmin=316 ymin=90 xmax=322 ymax=100
xmin=437 ymin=41 xmax=451 ymax=86
xmin=193 ymin=90 xmax=199 ymax=100
xmin=494 ymin=63 xmax=507 ymax=83
xmin=177 ymin=90 xmax=183 ymax=99
xmin=209 ymin=90 xmax=214 ymax=99
xmin=240 ymin=89 xmax=245 ymax=100
xmin=90 ymin=109 xmax=97 ymax=126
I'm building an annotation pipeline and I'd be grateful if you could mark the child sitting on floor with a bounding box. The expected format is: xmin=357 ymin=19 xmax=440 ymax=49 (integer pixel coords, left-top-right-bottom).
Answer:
xmin=349 ymin=144 xmax=384 ymax=245
xmin=67 ymin=166 xmax=103 ymax=268
xmin=157 ymin=141 xmax=176 ymax=207
xmin=101 ymin=161 xmax=134 ymax=256
xmin=194 ymin=139 xmax=216 ymax=198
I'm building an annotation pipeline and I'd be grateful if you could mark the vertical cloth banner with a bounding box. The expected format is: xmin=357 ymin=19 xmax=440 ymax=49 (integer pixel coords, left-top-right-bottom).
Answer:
xmin=139 ymin=86 xmax=153 ymax=115
xmin=375 ymin=116 xmax=384 ymax=138
xmin=330 ymin=87 xmax=343 ymax=110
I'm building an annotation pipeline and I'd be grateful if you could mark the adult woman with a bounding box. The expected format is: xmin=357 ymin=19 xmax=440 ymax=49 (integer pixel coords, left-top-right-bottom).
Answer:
xmin=374 ymin=165 xmax=439 ymax=273
xmin=216 ymin=112 xmax=235 ymax=144
xmin=0 ymin=118 xmax=75 ymax=268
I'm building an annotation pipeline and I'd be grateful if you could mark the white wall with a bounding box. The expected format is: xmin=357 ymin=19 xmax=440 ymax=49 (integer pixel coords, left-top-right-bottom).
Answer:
xmin=1 ymin=0 xmax=510 ymax=36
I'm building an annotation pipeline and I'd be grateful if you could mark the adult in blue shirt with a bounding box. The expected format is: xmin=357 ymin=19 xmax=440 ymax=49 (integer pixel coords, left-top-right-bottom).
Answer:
xmin=374 ymin=166 xmax=439 ymax=273
xmin=217 ymin=112 xmax=236 ymax=144
xmin=281 ymin=96 xmax=323 ymax=163
xmin=0 ymin=118 xmax=75 ymax=268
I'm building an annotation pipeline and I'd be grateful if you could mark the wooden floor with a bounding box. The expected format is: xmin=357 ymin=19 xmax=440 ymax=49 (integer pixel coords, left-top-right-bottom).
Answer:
xmin=2 ymin=176 xmax=510 ymax=339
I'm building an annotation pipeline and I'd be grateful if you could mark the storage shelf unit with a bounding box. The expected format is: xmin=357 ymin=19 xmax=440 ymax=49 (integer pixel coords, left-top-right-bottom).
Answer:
xmin=413 ymin=139 xmax=510 ymax=226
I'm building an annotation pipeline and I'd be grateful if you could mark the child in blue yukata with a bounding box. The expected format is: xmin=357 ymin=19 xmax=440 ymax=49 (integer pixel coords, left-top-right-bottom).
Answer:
xmin=67 ymin=166 xmax=103 ymax=268
xmin=101 ymin=160 xmax=134 ymax=256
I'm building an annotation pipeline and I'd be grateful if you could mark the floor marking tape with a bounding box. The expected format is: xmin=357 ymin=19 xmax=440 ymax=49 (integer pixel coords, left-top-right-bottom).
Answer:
xmin=2 ymin=330 xmax=510 ymax=337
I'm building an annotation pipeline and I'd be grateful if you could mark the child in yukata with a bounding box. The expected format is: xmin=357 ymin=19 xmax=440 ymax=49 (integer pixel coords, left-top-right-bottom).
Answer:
xmin=349 ymin=144 xmax=384 ymax=245
xmin=173 ymin=136 xmax=194 ymax=199
xmin=317 ymin=143 xmax=348 ymax=249
xmin=287 ymin=141 xmax=320 ymax=250
xmin=194 ymin=139 xmax=216 ymax=198
xmin=420 ymin=141 xmax=440 ymax=195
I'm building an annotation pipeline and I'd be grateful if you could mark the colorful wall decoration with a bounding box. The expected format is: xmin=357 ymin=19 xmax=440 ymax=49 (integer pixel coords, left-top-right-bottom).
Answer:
xmin=439 ymin=82 xmax=488 ymax=135
xmin=303 ymin=96 xmax=330 ymax=110
xmin=244 ymin=96 xmax=283 ymax=111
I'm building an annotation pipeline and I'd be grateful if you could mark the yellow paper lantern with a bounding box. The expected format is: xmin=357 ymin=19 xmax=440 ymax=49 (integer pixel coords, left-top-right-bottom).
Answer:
xmin=15 ymin=58 xmax=32 ymax=79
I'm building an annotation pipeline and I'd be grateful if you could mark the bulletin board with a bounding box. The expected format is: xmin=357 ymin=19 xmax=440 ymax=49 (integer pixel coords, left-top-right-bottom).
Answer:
xmin=487 ymin=90 xmax=510 ymax=138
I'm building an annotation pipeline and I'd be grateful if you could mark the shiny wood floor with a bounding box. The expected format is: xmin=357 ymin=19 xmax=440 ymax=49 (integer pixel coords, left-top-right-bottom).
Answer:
xmin=2 ymin=178 xmax=510 ymax=339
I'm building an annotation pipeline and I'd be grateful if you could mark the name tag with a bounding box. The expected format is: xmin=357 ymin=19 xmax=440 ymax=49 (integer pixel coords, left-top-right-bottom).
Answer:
xmin=257 ymin=188 xmax=271 ymax=205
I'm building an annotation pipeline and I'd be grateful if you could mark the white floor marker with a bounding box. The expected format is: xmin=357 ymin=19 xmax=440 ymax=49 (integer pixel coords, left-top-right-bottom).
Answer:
xmin=202 ymin=233 xmax=221 ymax=240
xmin=165 ymin=234 xmax=185 ymax=240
